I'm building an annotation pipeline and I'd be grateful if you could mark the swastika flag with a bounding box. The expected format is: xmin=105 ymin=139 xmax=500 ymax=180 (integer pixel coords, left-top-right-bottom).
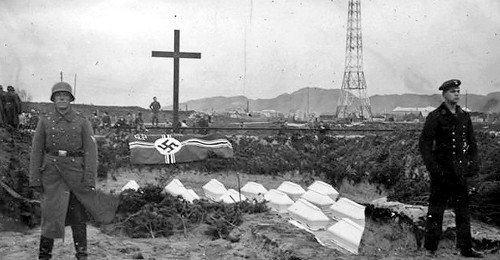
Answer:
xmin=128 ymin=133 xmax=233 ymax=164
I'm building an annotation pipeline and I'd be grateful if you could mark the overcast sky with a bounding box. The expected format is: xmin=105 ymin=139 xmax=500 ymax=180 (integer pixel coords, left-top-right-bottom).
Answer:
xmin=1 ymin=0 xmax=499 ymax=107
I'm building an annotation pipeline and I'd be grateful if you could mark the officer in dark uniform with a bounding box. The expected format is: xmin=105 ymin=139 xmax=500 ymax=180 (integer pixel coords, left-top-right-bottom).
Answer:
xmin=419 ymin=79 xmax=482 ymax=258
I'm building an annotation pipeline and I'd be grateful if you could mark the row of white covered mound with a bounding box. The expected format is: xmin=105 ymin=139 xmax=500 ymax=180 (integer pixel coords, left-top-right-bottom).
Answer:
xmin=121 ymin=179 xmax=366 ymax=254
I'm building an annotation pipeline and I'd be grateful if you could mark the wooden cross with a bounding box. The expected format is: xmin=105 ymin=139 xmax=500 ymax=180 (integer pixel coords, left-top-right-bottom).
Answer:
xmin=152 ymin=29 xmax=201 ymax=133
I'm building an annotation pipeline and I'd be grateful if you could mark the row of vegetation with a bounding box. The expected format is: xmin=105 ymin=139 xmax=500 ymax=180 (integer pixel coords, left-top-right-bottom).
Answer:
xmin=97 ymin=127 xmax=500 ymax=232
xmin=1 ymin=125 xmax=499 ymax=240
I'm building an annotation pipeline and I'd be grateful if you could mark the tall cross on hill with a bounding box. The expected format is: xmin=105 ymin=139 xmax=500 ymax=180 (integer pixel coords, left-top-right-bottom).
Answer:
xmin=152 ymin=29 xmax=201 ymax=133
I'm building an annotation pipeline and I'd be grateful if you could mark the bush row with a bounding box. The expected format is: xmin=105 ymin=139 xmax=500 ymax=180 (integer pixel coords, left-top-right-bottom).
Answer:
xmin=97 ymin=130 xmax=500 ymax=227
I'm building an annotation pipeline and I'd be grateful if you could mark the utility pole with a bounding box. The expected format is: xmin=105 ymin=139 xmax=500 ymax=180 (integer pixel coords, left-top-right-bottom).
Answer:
xmin=74 ymin=74 xmax=77 ymax=101
xmin=60 ymin=71 xmax=63 ymax=81
xmin=465 ymin=90 xmax=468 ymax=111
xmin=307 ymin=87 xmax=310 ymax=117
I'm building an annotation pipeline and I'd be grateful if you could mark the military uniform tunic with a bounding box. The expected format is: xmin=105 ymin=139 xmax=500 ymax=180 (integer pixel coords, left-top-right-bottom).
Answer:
xmin=29 ymin=107 xmax=117 ymax=239
xmin=419 ymin=102 xmax=478 ymax=251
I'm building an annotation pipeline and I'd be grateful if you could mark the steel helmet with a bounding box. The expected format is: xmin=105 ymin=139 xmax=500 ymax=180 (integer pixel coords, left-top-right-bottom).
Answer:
xmin=50 ymin=82 xmax=75 ymax=102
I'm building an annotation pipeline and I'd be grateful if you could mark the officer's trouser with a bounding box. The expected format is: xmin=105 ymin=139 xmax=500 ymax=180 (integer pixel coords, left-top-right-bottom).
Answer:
xmin=152 ymin=113 xmax=159 ymax=126
xmin=424 ymin=179 xmax=472 ymax=251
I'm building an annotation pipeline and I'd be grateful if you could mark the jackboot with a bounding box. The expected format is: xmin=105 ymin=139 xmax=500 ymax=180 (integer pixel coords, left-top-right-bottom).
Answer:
xmin=38 ymin=236 xmax=54 ymax=260
xmin=71 ymin=224 xmax=88 ymax=260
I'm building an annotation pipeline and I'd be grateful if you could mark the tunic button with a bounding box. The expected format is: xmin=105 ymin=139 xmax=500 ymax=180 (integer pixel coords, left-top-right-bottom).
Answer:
xmin=452 ymin=145 xmax=456 ymax=148
xmin=459 ymin=160 xmax=462 ymax=164
xmin=452 ymin=139 xmax=455 ymax=142
xmin=453 ymin=152 xmax=456 ymax=155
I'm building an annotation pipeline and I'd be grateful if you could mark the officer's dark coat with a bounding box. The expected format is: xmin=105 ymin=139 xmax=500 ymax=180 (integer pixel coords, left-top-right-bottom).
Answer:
xmin=419 ymin=102 xmax=478 ymax=181
xmin=29 ymin=107 xmax=117 ymax=239
xmin=419 ymin=102 xmax=479 ymax=251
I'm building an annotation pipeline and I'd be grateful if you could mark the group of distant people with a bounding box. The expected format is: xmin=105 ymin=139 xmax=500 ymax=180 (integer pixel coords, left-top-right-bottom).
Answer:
xmin=89 ymin=111 xmax=146 ymax=135
xmin=0 ymin=84 xmax=22 ymax=128
xmin=75 ymin=96 xmax=192 ymax=135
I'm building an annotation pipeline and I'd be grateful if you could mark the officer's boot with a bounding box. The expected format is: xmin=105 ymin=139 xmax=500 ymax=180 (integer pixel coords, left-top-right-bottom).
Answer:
xmin=38 ymin=236 xmax=54 ymax=260
xmin=71 ymin=224 xmax=88 ymax=260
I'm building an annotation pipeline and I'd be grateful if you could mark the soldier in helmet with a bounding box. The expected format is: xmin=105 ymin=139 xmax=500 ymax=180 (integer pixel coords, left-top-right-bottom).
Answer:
xmin=4 ymin=85 xmax=22 ymax=128
xmin=419 ymin=79 xmax=483 ymax=258
xmin=29 ymin=82 xmax=118 ymax=260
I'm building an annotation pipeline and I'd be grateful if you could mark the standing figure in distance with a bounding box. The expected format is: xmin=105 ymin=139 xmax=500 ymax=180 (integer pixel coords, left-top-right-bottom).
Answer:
xmin=90 ymin=112 xmax=101 ymax=135
xmin=4 ymin=85 xmax=22 ymax=128
xmin=149 ymin=96 xmax=161 ymax=127
xmin=29 ymin=82 xmax=117 ymax=260
xmin=419 ymin=79 xmax=482 ymax=258
xmin=134 ymin=112 xmax=147 ymax=133
xmin=125 ymin=112 xmax=135 ymax=133
xmin=101 ymin=111 xmax=111 ymax=132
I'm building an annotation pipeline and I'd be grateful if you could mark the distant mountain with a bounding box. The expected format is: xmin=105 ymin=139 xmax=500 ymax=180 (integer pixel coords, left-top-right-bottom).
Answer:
xmin=169 ymin=88 xmax=500 ymax=115
xmin=169 ymin=88 xmax=342 ymax=114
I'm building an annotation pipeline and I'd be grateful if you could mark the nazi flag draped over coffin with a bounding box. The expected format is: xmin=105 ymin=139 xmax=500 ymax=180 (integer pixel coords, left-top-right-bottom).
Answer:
xmin=128 ymin=133 xmax=233 ymax=164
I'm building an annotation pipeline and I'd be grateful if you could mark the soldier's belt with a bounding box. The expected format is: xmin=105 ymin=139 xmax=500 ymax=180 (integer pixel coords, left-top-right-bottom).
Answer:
xmin=46 ymin=150 xmax=84 ymax=157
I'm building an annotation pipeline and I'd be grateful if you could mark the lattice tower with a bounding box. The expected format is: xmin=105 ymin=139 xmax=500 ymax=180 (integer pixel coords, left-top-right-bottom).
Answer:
xmin=336 ymin=0 xmax=372 ymax=120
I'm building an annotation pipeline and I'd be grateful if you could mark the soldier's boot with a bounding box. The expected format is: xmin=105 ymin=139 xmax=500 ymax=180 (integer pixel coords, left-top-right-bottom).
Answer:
xmin=72 ymin=224 xmax=88 ymax=260
xmin=38 ymin=236 xmax=54 ymax=260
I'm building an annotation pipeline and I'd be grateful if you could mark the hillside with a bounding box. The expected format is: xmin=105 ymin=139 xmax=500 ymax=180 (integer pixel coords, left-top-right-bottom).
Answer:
xmin=167 ymin=88 xmax=500 ymax=115
xmin=23 ymin=89 xmax=500 ymax=117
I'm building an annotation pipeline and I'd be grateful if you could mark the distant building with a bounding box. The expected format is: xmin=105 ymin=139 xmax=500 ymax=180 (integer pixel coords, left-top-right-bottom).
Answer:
xmin=260 ymin=109 xmax=283 ymax=118
xmin=226 ymin=107 xmax=247 ymax=119
xmin=319 ymin=113 xmax=337 ymax=122
xmin=391 ymin=106 xmax=435 ymax=121
xmin=371 ymin=115 xmax=386 ymax=122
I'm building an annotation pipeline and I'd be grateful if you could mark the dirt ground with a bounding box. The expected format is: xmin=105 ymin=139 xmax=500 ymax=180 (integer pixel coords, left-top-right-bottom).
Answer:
xmin=2 ymin=168 xmax=499 ymax=259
